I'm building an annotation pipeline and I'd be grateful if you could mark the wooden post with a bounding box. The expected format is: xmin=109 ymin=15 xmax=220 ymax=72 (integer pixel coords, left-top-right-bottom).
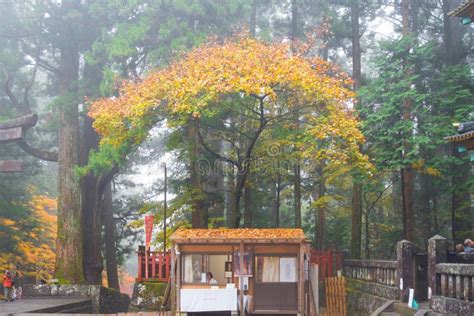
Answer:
xmin=137 ymin=249 xmax=142 ymax=282
xmin=239 ymin=241 xmax=244 ymax=316
xmin=298 ymin=242 xmax=305 ymax=315
xmin=163 ymin=163 xmax=167 ymax=252
xmin=176 ymin=245 xmax=181 ymax=314
xmin=397 ymin=239 xmax=415 ymax=302
xmin=152 ymin=251 xmax=156 ymax=278
xmin=428 ymin=235 xmax=448 ymax=297
xmin=166 ymin=251 xmax=170 ymax=281
xmin=170 ymin=243 xmax=176 ymax=314
xmin=145 ymin=248 xmax=149 ymax=279
xmin=310 ymin=263 xmax=319 ymax=315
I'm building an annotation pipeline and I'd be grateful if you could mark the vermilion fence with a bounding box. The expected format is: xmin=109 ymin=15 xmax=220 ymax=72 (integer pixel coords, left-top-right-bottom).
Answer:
xmin=137 ymin=248 xmax=171 ymax=282
xmin=137 ymin=247 xmax=341 ymax=283
xmin=310 ymin=249 xmax=344 ymax=281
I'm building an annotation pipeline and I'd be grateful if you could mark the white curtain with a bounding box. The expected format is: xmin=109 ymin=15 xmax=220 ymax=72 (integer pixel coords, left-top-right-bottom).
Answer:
xmin=184 ymin=255 xmax=193 ymax=283
xmin=262 ymin=257 xmax=279 ymax=282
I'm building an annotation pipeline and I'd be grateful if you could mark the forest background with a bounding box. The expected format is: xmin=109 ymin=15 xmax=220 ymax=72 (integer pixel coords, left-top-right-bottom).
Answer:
xmin=0 ymin=0 xmax=472 ymax=290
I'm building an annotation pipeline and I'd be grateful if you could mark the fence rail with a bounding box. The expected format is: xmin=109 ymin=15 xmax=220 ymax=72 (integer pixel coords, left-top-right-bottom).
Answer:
xmin=343 ymin=259 xmax=397 ymax=286
xmin=436 ymin=263 xmax=474 ymax=302
xmin=137 ymin=250 xmax=171 ymax=282
xmin=310 ymin=250 xmax=344 ymax=281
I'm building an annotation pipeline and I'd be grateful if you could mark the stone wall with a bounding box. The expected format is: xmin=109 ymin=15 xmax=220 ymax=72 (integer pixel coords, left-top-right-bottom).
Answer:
xmin=130 ymin=282 xmax=167 ymax=311
xmin=346 ymin=279 xmax=394 ymax=314
xmin=23 ymin=284 xmax=130 ymax=313
xmin=428 ymin=235 xmax=474 ymax=316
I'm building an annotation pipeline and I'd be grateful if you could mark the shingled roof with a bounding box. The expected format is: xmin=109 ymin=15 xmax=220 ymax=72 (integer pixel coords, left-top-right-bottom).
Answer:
xmin=170 ymin=228 xmax=307 ymax=243
xmin=448 ymin=0 xmax=474 ymax=18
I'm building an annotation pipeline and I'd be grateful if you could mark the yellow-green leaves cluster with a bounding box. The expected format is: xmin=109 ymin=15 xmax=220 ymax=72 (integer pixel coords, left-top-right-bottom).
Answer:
xmin=89 ymin=37 xmax=355 ymax=152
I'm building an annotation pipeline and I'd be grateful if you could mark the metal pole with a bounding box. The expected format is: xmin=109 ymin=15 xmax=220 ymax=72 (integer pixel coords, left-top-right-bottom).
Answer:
xmin=163 ymin=163 xmax=167 ymax=253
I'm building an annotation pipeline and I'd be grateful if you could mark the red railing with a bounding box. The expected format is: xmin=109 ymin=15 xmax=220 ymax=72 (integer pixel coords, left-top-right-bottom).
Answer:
xmin=137 ymin=248 xmax=171 ymax=282
xmin=310 ymin=249 xmax=344 ymax=281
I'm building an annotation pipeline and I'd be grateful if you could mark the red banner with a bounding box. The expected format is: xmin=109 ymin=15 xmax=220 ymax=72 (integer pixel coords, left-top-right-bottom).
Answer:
xmin=145 ymin=215 xmax=154 ymax=250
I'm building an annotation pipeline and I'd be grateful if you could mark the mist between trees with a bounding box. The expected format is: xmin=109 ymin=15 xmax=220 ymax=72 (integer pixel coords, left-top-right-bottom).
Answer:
xmin=0 ymin=0 xmax=472 ymax=286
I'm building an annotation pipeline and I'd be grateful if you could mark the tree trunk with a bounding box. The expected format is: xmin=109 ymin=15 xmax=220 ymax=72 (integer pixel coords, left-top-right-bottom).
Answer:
xmin=350 ymin=0 xmax=362 ymax=259
xmin=273 ymin=176 xmax=282 ymax=228
xmin=103 ymin=183 xmax=120 ymax=291
xmin=225 ymin=164 xmax=235 ymax=227
xmin=364 ymin=208 xmax=370 ymax=259
xmin=80 ymin=59 xmax=107 ymax=284
xmin=351 ymin=182 xmax=362 ymax=258
xmin=401 ymin=0 xmax=414 ymax=242
xmin=188 ymin=118 xmax=206 ymax=228
xmin=290 ymin=0 xmax=302 ymax=228
xmin=55 ymin=5 xmax=84 ymax=282
xmin=250 ymin=0 xmax=257 ymax=38
xmin=81 ymin=117 xmax=103 ymax=284
xmin=232 ymin=173 xmax=246 ymax=228
xmin=315 ymin=166 xmax=326 ymax=250
xmin=243 ymin=182 xmax=252 ymax=228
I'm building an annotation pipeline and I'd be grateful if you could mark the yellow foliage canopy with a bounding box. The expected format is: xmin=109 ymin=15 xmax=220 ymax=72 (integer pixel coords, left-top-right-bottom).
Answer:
xmin=89 ymin=36 xmax=356 ymax=152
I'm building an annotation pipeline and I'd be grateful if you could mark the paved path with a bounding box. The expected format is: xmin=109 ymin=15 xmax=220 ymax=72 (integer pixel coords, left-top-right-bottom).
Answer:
xmin=0 ymin=297 xmax=89 ymax=315
xmin=12 ymin=314 xmax=170 ymax=316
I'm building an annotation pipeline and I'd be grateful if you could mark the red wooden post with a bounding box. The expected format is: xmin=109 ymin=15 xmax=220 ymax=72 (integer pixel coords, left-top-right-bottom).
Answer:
xmin=152 ymin=251 xmax=156 ymax=278
xmin=158 ymin=251 xmax=163 ymax=281
xmin=327 ymin=250 xmax=333 ymax=277
xmin=320 ymin=254 xmax=327 ymax=280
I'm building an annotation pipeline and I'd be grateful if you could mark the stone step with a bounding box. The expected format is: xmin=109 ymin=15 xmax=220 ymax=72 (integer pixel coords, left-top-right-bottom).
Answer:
xmin=393 ymin=302 xmax=419 ymax=316
xmin=58 ymin=302 xmax=93 ymax=313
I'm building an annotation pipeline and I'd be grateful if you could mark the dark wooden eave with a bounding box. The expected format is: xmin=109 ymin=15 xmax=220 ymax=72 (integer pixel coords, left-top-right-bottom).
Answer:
xmin=445 ymin=131 xmax=474 ymax=151
xmin=445 ymin=130 xmax=474 ymax=143
xmin=448 ymin=0 xmax=474 ymax=18
xmin=0 ymin=113 xmax=38 ymax=130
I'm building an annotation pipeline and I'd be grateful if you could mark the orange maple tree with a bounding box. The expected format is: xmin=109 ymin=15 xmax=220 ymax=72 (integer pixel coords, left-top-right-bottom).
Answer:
xmin=86 ymin=35 xmax=369 ymax=227
xmin=87 ymin=36 xmax=362 ymax=168
xmin=0 ymin=194 xmax=57 ymax=280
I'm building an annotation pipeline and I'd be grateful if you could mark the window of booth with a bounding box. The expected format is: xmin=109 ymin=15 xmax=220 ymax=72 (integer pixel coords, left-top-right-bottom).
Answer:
xmin=256 ymin=256 xmax=297 ymax=283
xmin=182 ymin=254 xmax=231 ymax=284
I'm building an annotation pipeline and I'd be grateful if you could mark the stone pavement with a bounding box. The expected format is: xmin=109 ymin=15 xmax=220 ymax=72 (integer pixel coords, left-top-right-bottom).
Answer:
xmin=0 ymin=297 xmax=90 ymax=315
xmin=12 ymin=313 xmax=170 ymax=316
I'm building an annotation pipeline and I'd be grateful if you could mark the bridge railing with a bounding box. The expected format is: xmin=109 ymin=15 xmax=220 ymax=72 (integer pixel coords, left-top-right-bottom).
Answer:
xmin=343 ymin=259 xmax=397 ymax=287
xmin=137 ymin=249 xmax=170 ymax=282
xmin=435 ymin=263 xmax=474 ymax=302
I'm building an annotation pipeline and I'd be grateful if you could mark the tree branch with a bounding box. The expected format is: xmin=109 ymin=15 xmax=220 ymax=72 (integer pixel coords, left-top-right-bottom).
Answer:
xmin=196 ymin=119 xmax=239 ymax=168
xmin=18 ymin=140 xmax=58 ymax=162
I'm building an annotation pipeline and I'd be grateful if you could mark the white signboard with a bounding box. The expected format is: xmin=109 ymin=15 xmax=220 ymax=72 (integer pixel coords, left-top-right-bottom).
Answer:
xmin=279 ymin=257 xmax=297 ymax=282
xmin=180 ymin=288 xmax=237 ymax=312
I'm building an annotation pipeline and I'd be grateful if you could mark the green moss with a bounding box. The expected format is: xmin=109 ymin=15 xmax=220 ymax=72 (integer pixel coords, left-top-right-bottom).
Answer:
xmin=140 ymin=282 xmax=167 ymax=298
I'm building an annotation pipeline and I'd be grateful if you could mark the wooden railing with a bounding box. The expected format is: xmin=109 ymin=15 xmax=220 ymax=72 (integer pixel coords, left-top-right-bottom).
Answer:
xmin=343 ymin=259 xmax=397 ymax=287
xmin=435 ymin=263 xmax=474 ymax=302
xmin=310 ymin=250 xmax=344 ymax=281
xmin=137 ymin=249 xmax=171 ymax=282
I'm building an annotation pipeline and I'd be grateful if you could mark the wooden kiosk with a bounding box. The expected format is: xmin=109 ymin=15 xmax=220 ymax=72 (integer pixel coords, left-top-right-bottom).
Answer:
xmin=170 ymin=228 xmax=310 ymax=316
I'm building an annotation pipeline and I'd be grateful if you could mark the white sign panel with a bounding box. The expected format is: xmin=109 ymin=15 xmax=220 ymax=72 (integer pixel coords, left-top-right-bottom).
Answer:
xmin=180 ymin=288 xmax=237 ymax=312
xmin=279 ymin=257 xmax=297 ymax=282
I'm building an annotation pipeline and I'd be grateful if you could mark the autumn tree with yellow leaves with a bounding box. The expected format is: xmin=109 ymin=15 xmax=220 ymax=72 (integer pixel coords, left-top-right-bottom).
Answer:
xmin=87 ymin=36 xmax=369 ymax=231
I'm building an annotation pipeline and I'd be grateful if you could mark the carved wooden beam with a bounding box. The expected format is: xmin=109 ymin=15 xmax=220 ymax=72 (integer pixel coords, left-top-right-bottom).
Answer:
xmin=0 ymin=160 xmax=23 ymax=172
xmin=0 ymin=113 xmax=38 ymax=130
xmin=0 ymin=127 xmax=23 ymax=144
